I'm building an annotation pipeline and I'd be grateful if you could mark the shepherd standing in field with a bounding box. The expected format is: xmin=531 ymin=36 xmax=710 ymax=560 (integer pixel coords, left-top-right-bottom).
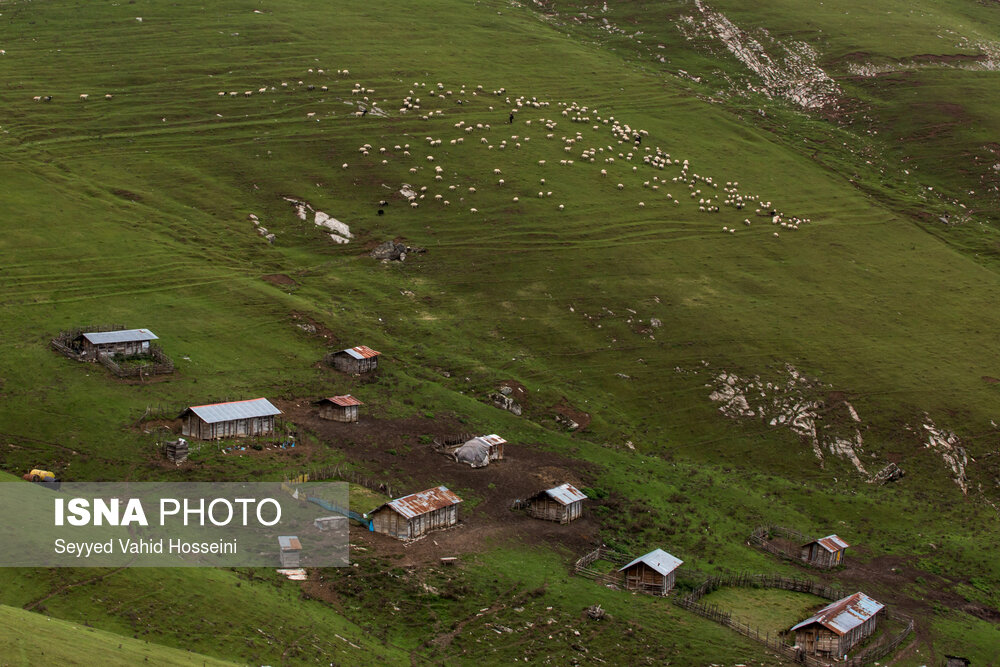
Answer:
xmin=508 ymin=111 xmax=515 ymax=124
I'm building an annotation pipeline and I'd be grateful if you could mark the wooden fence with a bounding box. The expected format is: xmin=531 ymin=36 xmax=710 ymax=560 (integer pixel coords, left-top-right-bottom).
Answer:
xmin=572 ymin=546 xmax=634 ymax=588
xmin=99 ymin=344 xmax=174 ymax=378
xmin=286 ymin=463 xmax=398 ymax=500
xmin=674 ymin=572 xmax=914 ymax=666
xmin=749 ymin=525 xmax=838 ymax=568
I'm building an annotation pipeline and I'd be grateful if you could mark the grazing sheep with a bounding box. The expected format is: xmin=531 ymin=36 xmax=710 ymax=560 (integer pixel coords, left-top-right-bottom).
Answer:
xmin=558 ymin=204 xmax=564 ymax=210
xmin=32 ymin=96 xmax=41 ymax=102
xmin=104 ymin=94 xmax=113 ymax=100
xmin=79 ymin=94 xmax=89 ymax=100
xmin=341 ymin=163 xmax=348 ymax=169
xmin=617 ymin=183 xmax=624 ymax=190
xmin=244 ymin=91 xmax=252 ymax=97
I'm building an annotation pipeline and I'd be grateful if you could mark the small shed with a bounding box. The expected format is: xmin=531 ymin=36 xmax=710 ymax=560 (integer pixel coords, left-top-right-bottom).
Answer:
xmin=800 ymin=534 xmax=849 ymax=569
xmin=332 ymin=345 xmax=381 ymax=374
xmin=76 ymin=328 xmax=158 ymax=359
xmin=164 ymin=437 xmax=188 ymax=463
xmin=278 ymin=536 xmax=301 ymax=567
xmin=792 ymin=592 xmax=884 ymax=658
xmin=315 ymin=395 xmax=363 ymax=422
xmin=314 ymin=515 xmax=348 ymax=532
xmin=179 ymin=398 xmax=282 ymax=440
xmin=619 ymin=549 xmax=683 ymax=596
xmin=454 ymin=434 xmax=506 ymax=467
xmin=525 ymin=483 xmax=587 ymax=523
xmin=369 ymin=486 xmax=462 ymax=540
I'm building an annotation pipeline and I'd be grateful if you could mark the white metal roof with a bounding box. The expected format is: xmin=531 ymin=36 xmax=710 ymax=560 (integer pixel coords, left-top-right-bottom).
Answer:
xmin=543 ymin=483 xmax=588 ymax=506
xmin=184 ymin=397 xmax=281 ymax=423
xmin=82 ymin=329 xmax=158 ymax=344
xmin=619 ymin=548 xmax=683 ymax=576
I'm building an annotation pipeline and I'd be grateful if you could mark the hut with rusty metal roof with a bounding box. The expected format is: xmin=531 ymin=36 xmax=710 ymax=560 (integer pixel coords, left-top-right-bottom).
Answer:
xmin=619 ymin=548 xmax=683 ymax=595
xmin=525 ymin=483 xmax=586 ymax=523
xmin=75 ymin=328 xmax=158 ymax=359
xmin=179 ymin=398 xmax=282 ymax=440
xmin=369 ymin=486 xmax=462 ymax=540
xmin=315 ymin=395 xmax=363 ymax=422
xmin=792 ymin=592 xmax=884 ymax=658
xmin=800 ymin=534 xmax=849 ymax=569
xmin=331 ymin=345 xmax=381 ymax=374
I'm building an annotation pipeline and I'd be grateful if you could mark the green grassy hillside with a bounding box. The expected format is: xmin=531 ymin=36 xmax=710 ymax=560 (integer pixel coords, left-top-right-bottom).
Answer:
xmin=0 ymin=603 xmax=237 ymax=666
xmin=1 ymin=0 xmax=999 ymax=664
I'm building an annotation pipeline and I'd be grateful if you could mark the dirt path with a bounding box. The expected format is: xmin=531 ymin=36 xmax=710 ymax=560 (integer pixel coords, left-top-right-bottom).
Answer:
xmin=23 ymin=566 xmax=129 ymax=611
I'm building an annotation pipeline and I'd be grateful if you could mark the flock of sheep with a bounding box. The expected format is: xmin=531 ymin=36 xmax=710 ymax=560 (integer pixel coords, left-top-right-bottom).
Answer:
xmin=27 ymin=64 xmax=810 ymax=240
xmin=327 ymin=77 xmax=811 ymax=239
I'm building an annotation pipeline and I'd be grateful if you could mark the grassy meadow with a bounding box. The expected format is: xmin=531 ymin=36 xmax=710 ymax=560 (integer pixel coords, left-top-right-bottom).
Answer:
xmin=1 ymin=0 xmax=999 ymax=664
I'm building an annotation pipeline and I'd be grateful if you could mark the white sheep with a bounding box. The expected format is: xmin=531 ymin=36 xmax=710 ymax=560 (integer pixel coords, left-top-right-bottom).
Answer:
xmin=79 ymin=94 xmax=89 ymax=100
xmin=617 ymin=183 xmax=624 ymax=190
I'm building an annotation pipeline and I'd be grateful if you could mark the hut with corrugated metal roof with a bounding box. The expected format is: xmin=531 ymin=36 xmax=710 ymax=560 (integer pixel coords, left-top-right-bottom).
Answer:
xmin=792 ymin=592 xmax=883 ymax=657
xmin=178 ymin=398 xmax=282 ymax=440
xmin=75 ymin=328 xmax=158 ymax=359
xmin=278 ymin=536 xmax=302 ymax=567
xmin=525 ymin=483 xmax=587 ymax=523
xmin=331 ymin=345 xmax=381 ymax=374
xmin=800 ymin=534 xmax=849 ymax=569
xmin=314 ymin=395 xmax=363 ymax=422
xmin=619 ymin=549 xmax=683 ymax=595
xmin=369 ymin=486 xmax=462 ymax=540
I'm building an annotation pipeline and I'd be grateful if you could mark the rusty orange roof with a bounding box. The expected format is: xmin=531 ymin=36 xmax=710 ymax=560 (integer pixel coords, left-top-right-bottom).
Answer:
xmin=376 ymin=486 xmax=462 ymax=520
xmin=803 ymin=534 xmax=850 ymax=552
xmin=341 ymin=345 xmax=381 ymax=359
xmin=320 ymin=395 xmax=363 ymax=407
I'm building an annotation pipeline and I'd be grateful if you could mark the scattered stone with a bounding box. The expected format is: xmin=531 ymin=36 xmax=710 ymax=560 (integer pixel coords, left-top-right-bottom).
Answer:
xmin=370 ymin=240 xmax=425 ymax=262
xmin=873 ymin=462 xmax=905 ymax=485
xmin=491 ymin=392 xmax=522 ymax=416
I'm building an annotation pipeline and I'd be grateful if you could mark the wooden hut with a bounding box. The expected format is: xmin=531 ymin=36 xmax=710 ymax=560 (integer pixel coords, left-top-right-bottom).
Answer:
xmin=315 ymin=395 xmax=363 ymax=422
xmin=792 ymin=592 xmax=884 ymax=658
xmin=800 ymin=534 xmax=849 ymax=568
xmin=525 ymin=483 xmax=587 ymax=523
xmin=369 ymin=486 xmax=462 ymax=540
xmin=277 ymin=536 xmax=301 ymax=567
xmin=619 ymin=549 xmax=683 ymax=596
xmin=477 ymin=434 xmax=506 ymax=462
xmin=331 ymin=345 xmax=381 ymax=374
xmin=178 ymin=398 xmax=281 ymax=440
xmin=75 ymin=328 xmax=158 ymax=359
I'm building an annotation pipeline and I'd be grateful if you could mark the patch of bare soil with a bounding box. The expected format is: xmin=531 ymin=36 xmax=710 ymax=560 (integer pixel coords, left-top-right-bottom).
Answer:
xmin=910 ymin=53 xmax=987 ymax=65
xmin=289 ymin=311 xmax=337 ymax=343
xmin=262 ymin=273 xmax=297 ymax=287
xmin=551 ymin=398 xmax=592 ymax=430
xmin=497 ymin=379 xmax=530 ymax=404
xmin=279 ymin=400 xmax=603 ymax=566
